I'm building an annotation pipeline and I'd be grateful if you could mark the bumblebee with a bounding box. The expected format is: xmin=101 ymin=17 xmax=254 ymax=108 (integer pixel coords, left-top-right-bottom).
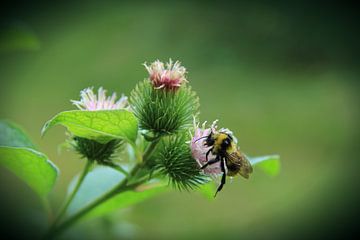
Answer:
xmin=198 ymin=131 xmax=253 ymax=196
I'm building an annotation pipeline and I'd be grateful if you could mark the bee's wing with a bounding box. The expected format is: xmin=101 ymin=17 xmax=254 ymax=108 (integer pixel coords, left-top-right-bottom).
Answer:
xmin=239 ymin=153 xmax=253 ymax=179
xmin=227 ymin=151 xmax=253 ymax=179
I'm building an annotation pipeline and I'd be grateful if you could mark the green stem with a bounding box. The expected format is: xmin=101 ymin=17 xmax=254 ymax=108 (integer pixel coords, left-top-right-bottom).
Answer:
xmin=143 ymin=138 xmax=160 ymax=162
xmin=47 ymin=138 xmax=161 ymax=239
xmin=46 ymin=165 xmax=143 ymax=239
xmin=47 ymin=178 xmax=128 ymax=239
xmin=51 ymin=161 xmax=92 ymax=228
xmin=104 ymin=162 xmax=129 ymax=176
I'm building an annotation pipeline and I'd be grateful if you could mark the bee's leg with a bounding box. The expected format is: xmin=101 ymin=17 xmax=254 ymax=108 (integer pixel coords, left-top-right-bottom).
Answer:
xmin=214 ymin=158 xmax=226 ymax=197
xmin=205 ymin=147 xmax=214 ymax=162
xmin=201 ymin=154 xmax=219 ymax=169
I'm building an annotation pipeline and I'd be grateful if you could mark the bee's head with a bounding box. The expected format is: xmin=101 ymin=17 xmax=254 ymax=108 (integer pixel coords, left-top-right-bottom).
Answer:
xmin=204 ymin=131 xmax=215 ymax=147
xmin=193 ymin=130 xmax=214 ymax=146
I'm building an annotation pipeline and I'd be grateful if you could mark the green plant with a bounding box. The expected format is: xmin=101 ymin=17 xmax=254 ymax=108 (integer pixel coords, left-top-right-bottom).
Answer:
xmin=0 ymin=59 xmax=280 ymax=238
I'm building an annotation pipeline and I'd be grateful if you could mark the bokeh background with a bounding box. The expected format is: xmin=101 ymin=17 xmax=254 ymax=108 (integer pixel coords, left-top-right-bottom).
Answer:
xmin=1 ymin=1 xmax=359 ymax=239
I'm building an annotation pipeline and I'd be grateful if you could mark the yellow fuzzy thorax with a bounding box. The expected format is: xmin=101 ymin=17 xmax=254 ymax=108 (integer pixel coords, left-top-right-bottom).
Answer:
xmin=212 ymin=132 xmax=237 ymax=153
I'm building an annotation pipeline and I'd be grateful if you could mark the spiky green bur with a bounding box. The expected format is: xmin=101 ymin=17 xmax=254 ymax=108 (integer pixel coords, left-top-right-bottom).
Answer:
xmin=72 ymin=137 xmax=122 ymax=165
xmin=130 ymin=80 xmax=199 ymax=135
xmin=153 ymin=133 xmax=206 ymax=190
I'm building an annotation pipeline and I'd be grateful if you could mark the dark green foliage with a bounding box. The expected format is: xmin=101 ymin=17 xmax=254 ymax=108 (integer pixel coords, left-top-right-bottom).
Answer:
xmin=72 ymin=137 xmax=122 ymax=164
xmin=130 ymin=80 xmax=199 ymax=135
xmin=153 ymin=133 xmax=206 ymax=190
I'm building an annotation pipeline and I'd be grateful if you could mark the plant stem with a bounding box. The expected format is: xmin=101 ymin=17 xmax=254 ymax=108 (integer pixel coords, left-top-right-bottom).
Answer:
xmin=143 ymin=137 xmax=160 ymax=162
xmin=104 ymin=162 xmax=129 ymax=176
xmin=46 ymin=166 xmax=143 ymax=239
xmin=51 ymin=161 xmax=92 ymax=228
xmin=47 ymin=177 xmax=129 ymax=239
xmin=46 ymin=139 xmax=161 ymax=239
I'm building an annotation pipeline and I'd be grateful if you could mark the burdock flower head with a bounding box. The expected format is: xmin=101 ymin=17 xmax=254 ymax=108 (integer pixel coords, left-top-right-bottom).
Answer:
xmin=70 ymin=87 xmax=129 ymax=165
xmin=191 ymin=120 xmax=221 ymax=176
xmin=190 ymin=119 xmax=238 ymax=177
xmin=144 ymin=59 xmax=188 ymax=90
xmin=131 ymin=59 xmax=198 ymax=136
xmin=71 ymin=87 xmax=129 ymax=111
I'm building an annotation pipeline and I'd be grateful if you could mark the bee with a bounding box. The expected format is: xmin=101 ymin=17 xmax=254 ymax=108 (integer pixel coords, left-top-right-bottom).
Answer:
xmin=196 ymin=131 xmax=253 ymax=196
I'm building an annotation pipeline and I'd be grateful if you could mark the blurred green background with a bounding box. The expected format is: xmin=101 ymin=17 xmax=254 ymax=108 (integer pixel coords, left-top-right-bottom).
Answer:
xmin=1 ymin=1 xmax=359 ymax=239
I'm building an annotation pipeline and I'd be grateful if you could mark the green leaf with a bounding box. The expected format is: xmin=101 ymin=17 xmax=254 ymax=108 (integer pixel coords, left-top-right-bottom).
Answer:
xmin=0 ymin=120 xmax=58 ymax=198
xmin=67 ymin=167 xmax=166 ymax=221
xmin=0 ymin=146 xmax=58 ymax=197
xmin=0 ymin=120 xmax=36 ymax=149
xmin=42 ymin=110 xmax=138 ymax=144
xmin=249 ymin=155 xmax=281 ymax=176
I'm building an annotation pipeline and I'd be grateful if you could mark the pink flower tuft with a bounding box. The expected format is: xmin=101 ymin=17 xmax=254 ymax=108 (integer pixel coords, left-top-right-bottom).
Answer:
xmin=190 ymin=119 xmax=239 ymax=178
xmin=144 ymin=59 xmax=188 ymax=90
xmin=190 ymin=120 xmax=222 ymax=176
xmin=71 ymin=87 xmax=129 ymax=111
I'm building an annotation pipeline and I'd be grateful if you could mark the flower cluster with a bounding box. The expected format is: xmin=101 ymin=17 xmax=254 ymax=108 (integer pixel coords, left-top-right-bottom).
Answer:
xmin=36 ymin=58 xmax=278 ymax=238
xmin=51 ymin=59 xmax=255 ymax=192
xmin=144 ymin=59 xmax=188 ymax=90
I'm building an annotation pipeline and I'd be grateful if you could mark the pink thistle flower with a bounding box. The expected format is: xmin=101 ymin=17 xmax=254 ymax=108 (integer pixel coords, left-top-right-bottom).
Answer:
xmin=190 ymin=119 xmax=239 ymax=178
xmin=190 ymin=119 xmax=222 ymax=176
xmin=144 ymin=59 xmax=188 ymax=90
xmin=71 ymin=87 xmax=129 ymax=111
